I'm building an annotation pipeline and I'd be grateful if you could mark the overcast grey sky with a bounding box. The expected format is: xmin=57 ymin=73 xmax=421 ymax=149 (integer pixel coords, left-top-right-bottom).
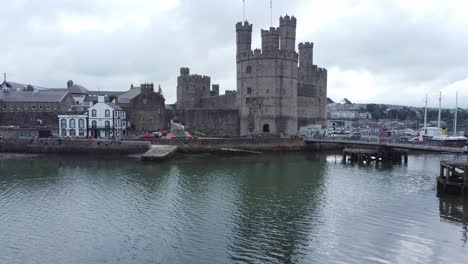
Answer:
xmin=1 ymin=0 xmax=467 ymax=107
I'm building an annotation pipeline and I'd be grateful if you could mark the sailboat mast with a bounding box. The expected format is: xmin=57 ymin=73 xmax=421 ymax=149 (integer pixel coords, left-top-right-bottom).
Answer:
xmin=454 ymin=91 xmax=458 ymax=135
xmin=437 ymin=91 xmax=442 ymax=128
xmin=424 ymin=93 xmax=428 ymax=129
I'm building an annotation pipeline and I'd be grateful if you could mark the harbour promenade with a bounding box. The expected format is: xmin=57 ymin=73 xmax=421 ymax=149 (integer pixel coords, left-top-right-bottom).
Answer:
xmin=0 ymin=137 xmax=464 ymax=159
xmin=305 ymin=138 xmax=465 ymax=153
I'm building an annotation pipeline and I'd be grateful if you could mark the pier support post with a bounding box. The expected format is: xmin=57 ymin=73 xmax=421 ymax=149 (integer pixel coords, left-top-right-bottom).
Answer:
xmin=464 ymin=166 xmax=468 ymax=195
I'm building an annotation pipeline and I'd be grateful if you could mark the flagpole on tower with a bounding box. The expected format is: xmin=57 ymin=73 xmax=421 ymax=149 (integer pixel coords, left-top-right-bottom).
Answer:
xmin=270 ymin=0 xmax=273 ymax=27
xmin=243 ymin=0 xmax=245 ymax=22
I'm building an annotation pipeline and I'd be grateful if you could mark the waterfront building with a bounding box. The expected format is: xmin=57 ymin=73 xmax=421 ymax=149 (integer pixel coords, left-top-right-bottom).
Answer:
xmin=0 ymin=79 xmax=75 ymax=128
xmin=87 ymin=96 xmax=127 ymax=139
xmin=58 ymin=114 xmax=88 ymax=137
xmin=58 ymin=96 xmax=128 ymax=139
xmin=118 ymin=83 xmax=167 ymax=132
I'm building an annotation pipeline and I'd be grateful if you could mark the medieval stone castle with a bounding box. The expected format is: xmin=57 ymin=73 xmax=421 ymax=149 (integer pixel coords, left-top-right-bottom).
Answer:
xmin=175 ymin=15 xmax=327 ymax=136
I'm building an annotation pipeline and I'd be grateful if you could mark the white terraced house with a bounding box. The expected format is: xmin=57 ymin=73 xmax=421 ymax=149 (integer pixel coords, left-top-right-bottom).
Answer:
xmin=87 ymin=96 xmax=127 ymax=139
xmin=58 ymin=114 xmax=88 ymax=137
xmin=58 ymin=96 xmax=127 ymax=139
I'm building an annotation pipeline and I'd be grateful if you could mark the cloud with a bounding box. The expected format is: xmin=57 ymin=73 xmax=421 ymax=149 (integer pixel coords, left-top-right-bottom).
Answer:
xmin=1 ymin=0 xmax=467 ymax=107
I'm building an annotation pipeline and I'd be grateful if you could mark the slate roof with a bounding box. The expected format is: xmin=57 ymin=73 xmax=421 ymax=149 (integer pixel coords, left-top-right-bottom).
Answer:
xmin=84 ymin=94 xmax=99 ymax=102
xmin=88 ymin=91 xmax=124 ymax=96
xmin=118 ymin=87 xmax=141 ymax=104
xmin=0 ymin=81 xmax=48 ymax=91
xmin=104 ymin=102 xmax=123 ymax=111
xmin=68 ymin=84 xmax=89 ymax=94
xmin=0 ymin=90 xmax=69 ymax=103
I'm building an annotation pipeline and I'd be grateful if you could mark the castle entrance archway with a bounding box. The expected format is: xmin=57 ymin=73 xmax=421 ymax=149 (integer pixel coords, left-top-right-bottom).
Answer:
xmin=263 ymin=124 xmax=270 ymax=133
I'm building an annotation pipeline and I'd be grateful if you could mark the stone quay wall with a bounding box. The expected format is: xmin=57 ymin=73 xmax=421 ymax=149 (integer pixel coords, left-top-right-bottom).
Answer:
xmin=0 ymin=138 xmax=150 ymax=155
xmin=149 ymin=137 xmax=306 ymax=152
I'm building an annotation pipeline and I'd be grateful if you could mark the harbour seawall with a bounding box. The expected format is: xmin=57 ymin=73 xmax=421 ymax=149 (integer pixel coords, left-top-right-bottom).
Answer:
xmin=0 ymin=138 xmax=151 ymax=155
xmin=148 ymin=138 xmax=307 ymax=152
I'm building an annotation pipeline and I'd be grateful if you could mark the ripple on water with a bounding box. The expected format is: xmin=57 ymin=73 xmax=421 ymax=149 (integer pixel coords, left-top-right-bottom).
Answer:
xmin=0 ymin=154 xmax=467 ymax=264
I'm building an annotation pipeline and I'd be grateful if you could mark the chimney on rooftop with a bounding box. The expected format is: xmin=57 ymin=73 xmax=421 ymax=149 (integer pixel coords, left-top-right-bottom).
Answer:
xmin=67 ymin=80 xmax=74 ymax=88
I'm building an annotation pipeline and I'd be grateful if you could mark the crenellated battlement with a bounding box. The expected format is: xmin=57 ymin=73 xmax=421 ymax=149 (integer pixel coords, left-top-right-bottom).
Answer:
xmin=261 ymin=27 xmax=279 ymax=36
xmin=279 ymin=15 xmax=296 ymax=27
xmin=236 ymin=21 xmax=253 ymax=32
xmin=225 ymin=90 xmax=237 ymax=96
xmin=311 ymin=65 xmax=328 ymax=74
xmin=298 ymin=42 xmax=314 ymax=49
xmin=180 ymin=67 xmax=190 ymax=76
xmin=181 ymin=74 xmax=211 ymax=83
xmin=236 ymin=48 xmax=298 ymax=62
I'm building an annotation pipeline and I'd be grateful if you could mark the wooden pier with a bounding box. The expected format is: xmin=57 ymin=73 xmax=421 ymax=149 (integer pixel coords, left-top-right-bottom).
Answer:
xmin=343 ymin=148 xmax=408 ymax=163
xmin=437 ymin=161 xmax=468 ymax=195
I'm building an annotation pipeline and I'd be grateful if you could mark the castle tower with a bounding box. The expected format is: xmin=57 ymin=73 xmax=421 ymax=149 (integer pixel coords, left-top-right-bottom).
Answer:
xmin=211 ymin=84 xmax=220 ymax=96
xmin=237 ymin=16 xmax=298 ymax=136
xmin=177 ymin=67 xmax=211 ymax=109
xmin=299 ymin=42 xmax=313 ymax=68
xmin=261 ymin=27 xmax=280 ymax=50
xmin=296 ymin=40 xmax=328 ymax=128
xmin=298 ymin=42 xmax=314 ymax=83
xmin=236 ymin=21 xmax=253 ymax=54
xmin=279 ymin=15 xmax=296 ymax=51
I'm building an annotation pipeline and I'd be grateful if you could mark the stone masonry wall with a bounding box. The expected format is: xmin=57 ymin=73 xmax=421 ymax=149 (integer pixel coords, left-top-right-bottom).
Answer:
xmin=199 ymin=92 xmax=238 ymax=110
xmin=0 ymin=138 xmax=150 ymax=154
xmin=175 ymin=109 xmax=240 ymax=137
xmin=150 ymin=137 xmax=305 ymax=152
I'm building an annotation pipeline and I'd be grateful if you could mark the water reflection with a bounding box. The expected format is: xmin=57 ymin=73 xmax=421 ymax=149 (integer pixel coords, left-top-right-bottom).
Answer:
xmin=228 ymin=154 xmax=327 ymax=263
xmin=2 ymin=154 xmax=468 ymax=263
xmin=439 ymin=195 xmax=468 ymax=246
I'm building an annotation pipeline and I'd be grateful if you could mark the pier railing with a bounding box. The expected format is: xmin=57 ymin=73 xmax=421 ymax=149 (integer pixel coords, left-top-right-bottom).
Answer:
xmin=305 ymin=137 xmax=465 ymax=153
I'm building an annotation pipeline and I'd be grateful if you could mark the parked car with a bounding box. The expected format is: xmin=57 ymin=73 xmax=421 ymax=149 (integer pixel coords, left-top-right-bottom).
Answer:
xmin=152 ymin=131 xmax=162 ymax=138
xmin=139 ymin=134 xmax=155 ymax=139
xmin=159 ymin=129 xmax=168 ymax=136
xmin=409 ymin=136 xmax=423 ymax=143
xmin=349 ymin=132 xmax=361 ymax=140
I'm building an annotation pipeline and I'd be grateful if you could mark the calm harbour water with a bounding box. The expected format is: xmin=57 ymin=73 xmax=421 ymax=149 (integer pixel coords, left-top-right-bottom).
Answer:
xmin=0 ymin=153 xmax=467 ymax=264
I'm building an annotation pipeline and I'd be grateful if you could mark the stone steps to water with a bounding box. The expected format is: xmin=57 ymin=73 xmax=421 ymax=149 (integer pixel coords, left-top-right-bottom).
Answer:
xmin=130 ymin=145 xmax=179 ymax=161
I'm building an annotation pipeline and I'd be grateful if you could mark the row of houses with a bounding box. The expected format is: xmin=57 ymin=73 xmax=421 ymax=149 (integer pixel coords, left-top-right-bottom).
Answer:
xmin=58 ymin=96 xmax=127 ymax=139
xmin=0 ymin=77 xmax=169 ymax=139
